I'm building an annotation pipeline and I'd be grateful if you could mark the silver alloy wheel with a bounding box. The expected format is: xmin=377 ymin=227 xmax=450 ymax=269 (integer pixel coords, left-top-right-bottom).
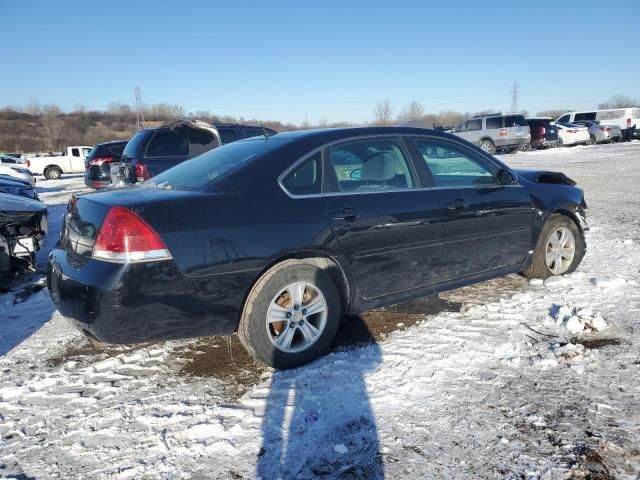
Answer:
xmin=266 ymin=281 xmax=328 ymax=353
xmin=545 ymin=226 xmax=576 ymax=275
xmin=480 ymin=142 xmax=491 ymax=152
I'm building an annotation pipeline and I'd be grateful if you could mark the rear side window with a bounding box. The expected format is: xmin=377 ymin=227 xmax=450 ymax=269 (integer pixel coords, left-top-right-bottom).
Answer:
xmin=503 ymin=115 xmax=528 ymax=127
xmin=575 ymin=112 xmax=597 ymax=121
xmin=218 ymin=127 xmax=239 ymax=144
xmin=281 ymin=152 xmax=322 ymax=196
xmin=485 ymin=117 xmax=503 ymax=129
xmin=71 ymin=148 xmax=80 ymax=157
xmin=412 ymin=138 xmax=497 ymax=188
xmin=146 ymin=131 xmax=188 ymax=158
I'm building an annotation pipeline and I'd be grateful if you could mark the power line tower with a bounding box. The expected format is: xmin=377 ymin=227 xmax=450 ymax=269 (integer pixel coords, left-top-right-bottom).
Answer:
xmin=135 ymin=86 xmax=145 ymax=130
xmin=510 ymin=82 xmax=520 ymax=113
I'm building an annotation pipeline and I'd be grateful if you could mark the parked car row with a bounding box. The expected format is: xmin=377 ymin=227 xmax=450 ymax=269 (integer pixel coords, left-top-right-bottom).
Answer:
xmin=447 ymin=107 xmax=638 ymax=153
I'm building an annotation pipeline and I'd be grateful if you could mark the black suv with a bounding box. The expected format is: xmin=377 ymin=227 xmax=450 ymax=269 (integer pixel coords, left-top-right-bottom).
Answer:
xmin=84 ymin=140 xmax=129 ymax=188
xmin=116 ymin=121 xmax=277 ymax=184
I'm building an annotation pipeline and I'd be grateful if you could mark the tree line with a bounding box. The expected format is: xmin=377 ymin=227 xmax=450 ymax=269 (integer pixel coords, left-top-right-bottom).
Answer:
xmin=0 ymin=94 xmax=637 ymax=153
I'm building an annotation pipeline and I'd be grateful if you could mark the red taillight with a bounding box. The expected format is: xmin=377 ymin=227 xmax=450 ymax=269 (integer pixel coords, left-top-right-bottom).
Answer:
xmin=567 ymin=129 xmax=579 ymax=133
xmin=26 ymin=159 xmax=30 ymax=167
xmin=93 ymin=206 xmax=171 ymax=263
xmin=135 ymin=163 xmax=151 ymax=182
xmin=89 ymin=156 xmax=114 ymax=166
xmin=540 ymin=126 xmax=546 ymax=135
xmin=599 ymin=127 xmax=611 ymax=132
xmin=499 ymin=128 xmax=507 ymax=136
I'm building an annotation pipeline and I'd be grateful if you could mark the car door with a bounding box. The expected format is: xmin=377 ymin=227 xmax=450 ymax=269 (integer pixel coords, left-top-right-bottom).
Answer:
xmin=451 ymin=121 xmax=469 ymax=141
xmin=409 ymin=136 xmax=534 ymax=281
xmin=69 ymin=147 xmax=85 ymax=172
xmin=465 ymin=118 xmax=482 ymax=145
xmin=322 ymin=136 xmax=442 ymax=299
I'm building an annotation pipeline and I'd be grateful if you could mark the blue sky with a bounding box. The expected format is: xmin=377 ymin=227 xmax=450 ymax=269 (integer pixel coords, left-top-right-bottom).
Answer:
xmin=1 ymin=0 xmax=638 ymax=124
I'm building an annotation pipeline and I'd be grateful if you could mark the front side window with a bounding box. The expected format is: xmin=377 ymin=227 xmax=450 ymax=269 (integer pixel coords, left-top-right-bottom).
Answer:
xmin=412 ymin=138 xmax=497 ymax=188
xmin=244 ymin=127 xmax=266 ymax=139
xmin=281 ymin=151 xmax=321 ymax=196
xmin=558 ymin=114 xmax=571 ymax=123
xmin=575 ymin=112 xmax=597 ymax=121
xmin=467 ymin=119 xmax=482 ymax=131
xmin=146 ymin=131 xmax=189 ymax=157
xmin=327 ymin=138 xmax=415 ymax=193
xmin=454 ymin=121 xmax=468 ymax=132
xmin=82 ymin=147 xmax=91 ymax=157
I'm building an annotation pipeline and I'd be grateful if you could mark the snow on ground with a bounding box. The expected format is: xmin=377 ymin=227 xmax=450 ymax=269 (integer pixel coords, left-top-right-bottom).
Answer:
xmin=1 ymin=144 xmax=640 ymax=479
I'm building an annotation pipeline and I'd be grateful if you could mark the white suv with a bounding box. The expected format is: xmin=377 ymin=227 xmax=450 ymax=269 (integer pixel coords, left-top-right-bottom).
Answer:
xmin=451 ymin=113 xmax=531 ymax=154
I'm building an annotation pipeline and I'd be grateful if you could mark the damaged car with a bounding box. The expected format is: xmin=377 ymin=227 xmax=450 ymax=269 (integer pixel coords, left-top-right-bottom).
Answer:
xmin=0 ymin=175 xmax=39 ymax=200
xmin=0 ymin=194 xmax=48 ymax=274
xmin=48 ymin=127 xmax=587 ymax=369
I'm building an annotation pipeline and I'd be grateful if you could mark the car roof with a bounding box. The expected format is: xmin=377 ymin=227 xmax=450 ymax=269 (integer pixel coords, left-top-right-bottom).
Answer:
xmin=96 ymin=140 xmax=128 ymax=146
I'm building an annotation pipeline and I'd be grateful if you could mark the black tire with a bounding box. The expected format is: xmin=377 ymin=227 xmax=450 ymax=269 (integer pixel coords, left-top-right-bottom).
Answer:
xmin=589 ymin=135 xmax=596 ymax=145
xmin=44 ymin=166 xmax=62 ymax=180
xmin=521 ymin=214 xmax=585 ymax=280
xmin=479 ymin=139 xmax=496 ymax=155
xmin=238 ymin=259 xmax=342 ymax=369
xmin=558 ymin=137 xmax=564 ymax=147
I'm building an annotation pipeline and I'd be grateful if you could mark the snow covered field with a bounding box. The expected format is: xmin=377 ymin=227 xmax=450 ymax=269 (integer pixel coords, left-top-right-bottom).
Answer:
xmin=1 ymin=142 xmax=639 ymax=479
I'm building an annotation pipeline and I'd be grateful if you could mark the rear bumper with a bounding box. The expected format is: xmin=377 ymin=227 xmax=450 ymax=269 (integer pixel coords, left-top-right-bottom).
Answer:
xmin=47 ymin=247 xmax=247 ymax=344
xmin=532 ymin=138 xmax=559 ymax=148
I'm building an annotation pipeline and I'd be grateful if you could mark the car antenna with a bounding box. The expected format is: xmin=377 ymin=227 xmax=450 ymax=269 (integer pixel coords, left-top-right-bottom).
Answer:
xmin=260 ymin=122 xmax=269 ymax=141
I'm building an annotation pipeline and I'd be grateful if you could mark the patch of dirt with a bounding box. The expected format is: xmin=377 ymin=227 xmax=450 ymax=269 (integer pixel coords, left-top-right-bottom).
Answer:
xmin=571 ymin=338 xmax=621 ymax=350
xmin=567 ymin=446 xmax=614 ymax=480
xmin=46 ymin=338 xmax=154 ymax=368
xmin=175 ymin=336 xmax=268 ymax=400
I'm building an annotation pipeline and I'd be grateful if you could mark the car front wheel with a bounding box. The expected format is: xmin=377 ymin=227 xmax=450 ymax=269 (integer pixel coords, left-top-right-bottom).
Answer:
xmin=522 ymin=214 xmax=584 ymax=279
xmin=238 ymin=259 xmax=341 ymax=369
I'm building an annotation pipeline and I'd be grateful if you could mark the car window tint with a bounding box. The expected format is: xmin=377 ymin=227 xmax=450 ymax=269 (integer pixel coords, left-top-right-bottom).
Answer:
xmin=108 ymin=144 xmax=126 ymax=156
xmin=218 ymin=127 xmax=239 ymax=144
xmin=413 ymin=138 xmax=496 ymax=188
xmin=504 ymin=115 xmax=528 ymax=127
xmin=485 ymin=117 xmax=502 ymax=129
xmin=327 ymin=138 xmax=415 ymax=193
xmin=71 ymin=148 xmax=80 ymax=157
xmin=467 ymin=119 xmax=481 ymax=131
xmin=455 ymin=121 xmax=468 ymax=132
xmin=244 ymin=127 xmax=266 ymax=139
xmin=575 ymin=112 xmax=597 ymax=121
xmin=189 ymin=134 xmax=220 ymax=157
xmin=282 ymin=151 xmax=321 ymax=196
xmin=146 ymin=131 xmax=188 ymax=157
xmin=558 ymin=114 xmax=571 ymax=123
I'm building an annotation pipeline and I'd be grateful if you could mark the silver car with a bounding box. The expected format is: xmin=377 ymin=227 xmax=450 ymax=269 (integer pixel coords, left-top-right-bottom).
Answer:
xmin=451 ymin=113 xmax=531 ymax=155
xmin=571 ymin=120 xmax=622 ymax=144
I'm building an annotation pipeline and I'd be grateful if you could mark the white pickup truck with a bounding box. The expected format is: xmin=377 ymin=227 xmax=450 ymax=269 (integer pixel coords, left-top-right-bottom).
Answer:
xmin=26 ymin=146 xmax=92 ymax=180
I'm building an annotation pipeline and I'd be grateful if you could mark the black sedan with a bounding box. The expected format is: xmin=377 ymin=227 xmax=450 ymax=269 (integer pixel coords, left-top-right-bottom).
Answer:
xmin=48 ymin=127 xmax=587 ymax=368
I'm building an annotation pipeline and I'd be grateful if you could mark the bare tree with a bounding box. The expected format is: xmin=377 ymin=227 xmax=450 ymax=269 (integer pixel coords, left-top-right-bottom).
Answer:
xmin=399 ymin=101 xmax=425 ymax=122
xmin=373 ymin=100 xmax=393 ymax=125
xmin=41 ymin=104 xmax=64 ymax=150
xmin=23 ymin=98 xmax=41 ymax=116
xmin=598 ymin=95 xmax=638 ymax=109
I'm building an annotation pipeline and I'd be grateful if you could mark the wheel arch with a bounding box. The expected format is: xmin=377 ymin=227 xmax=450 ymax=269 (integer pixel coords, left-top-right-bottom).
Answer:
xmin=44 ymin=164 xmax=64 ymax=174
xmin=236 ymin=250 xmax=353 ymax=331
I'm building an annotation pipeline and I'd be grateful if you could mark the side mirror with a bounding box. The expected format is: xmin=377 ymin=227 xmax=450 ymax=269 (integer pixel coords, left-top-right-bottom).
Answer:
xmin=497 ymin=168 xmax=517 ymax=185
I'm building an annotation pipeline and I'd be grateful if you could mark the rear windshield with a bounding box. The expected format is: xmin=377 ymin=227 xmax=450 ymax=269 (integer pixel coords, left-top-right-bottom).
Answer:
xmin=148 ymin=138 xmax=278 ymax=190
xmin=526 ymin=119 xmax=550 ymax=126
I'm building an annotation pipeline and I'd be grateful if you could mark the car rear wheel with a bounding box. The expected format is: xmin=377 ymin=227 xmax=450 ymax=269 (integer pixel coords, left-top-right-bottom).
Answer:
xmin=44 ymin=166 xmax=62 ymax=180
xmin=238 ymin=259 xmax=341 ymax=369
xmin=588 ymin=134 xmax=596 ymax=145
xmin=479 ymin=140 xmax=496 ymax=155
xmin=558 ymin=137 xmax=564 ymax=147
xmin=522 ymin=214 xmax=584 ymax=280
